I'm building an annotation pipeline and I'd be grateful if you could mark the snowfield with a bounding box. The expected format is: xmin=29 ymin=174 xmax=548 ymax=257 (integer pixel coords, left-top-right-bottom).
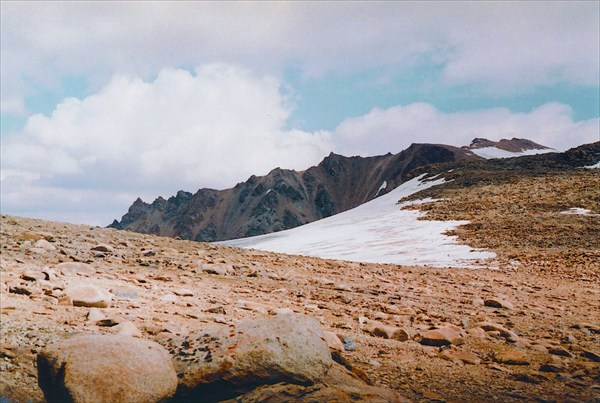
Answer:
xmin=221 ymin=175 xmax=496 ymax=268
xmin=469 ymin=146 xmax=554 ymax=159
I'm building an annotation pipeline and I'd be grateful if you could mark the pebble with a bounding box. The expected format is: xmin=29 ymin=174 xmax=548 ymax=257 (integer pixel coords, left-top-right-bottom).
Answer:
xmin=342 ymin=337 xmax=357 ymax=351
xmin=484 ymin=298 xmax=514 ymax=309
xmin=420 ymin=325 xmax=463 ymax=346
xmin=548 ymin=346 xmax=572 ymax=358
xmin=364 ymin=320 xmax=409 ymax=341
xmin=86 ymin=308 xmax=106 ymax=322
xmin=113 ymin=321 xmax=142 ymax=337
xmin=34 ymin=240 xmax=56 ymax=251
xmin=90 ymin=244 xmax=114 ymax=253
xmin=65 ymin=284 xmax=112 ymax=308
xmin=173 ymin=288 xmax=194 ymax=297
xmin=323 ymin=331 xmax=344 ymax=352
xmin=439 ymin=349 xmax=482 ymax=365
xmin=494 ymin=349 xmax=530 ymax=365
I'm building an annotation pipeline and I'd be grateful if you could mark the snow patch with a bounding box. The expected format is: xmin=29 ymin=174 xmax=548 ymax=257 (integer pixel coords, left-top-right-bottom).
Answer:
xmin=220 ymin=175 xmax=495 ymax=268
xmin=374 ymin=181 xmax=387 ymax=197
xmin=560 ymin=207 xmax=597 ymax=216
xmin=471 ymin=147 xmax=554 ymax=159
xmin=584 ymin=161 xmax=600 ymax=169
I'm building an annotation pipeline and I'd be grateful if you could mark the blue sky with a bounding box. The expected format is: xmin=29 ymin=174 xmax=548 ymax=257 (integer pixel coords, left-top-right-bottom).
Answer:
xmin=1 ymin=1 xmax=599 ymax=225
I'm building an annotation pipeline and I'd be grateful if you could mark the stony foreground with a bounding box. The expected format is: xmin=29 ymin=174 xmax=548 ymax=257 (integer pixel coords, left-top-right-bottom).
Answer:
xmin=1 ymin=208 xmax=599 ymax=401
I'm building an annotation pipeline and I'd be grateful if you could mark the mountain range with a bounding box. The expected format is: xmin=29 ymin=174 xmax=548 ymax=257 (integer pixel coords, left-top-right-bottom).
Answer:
xmin=109 ymin=138 xmax=552 ymax=242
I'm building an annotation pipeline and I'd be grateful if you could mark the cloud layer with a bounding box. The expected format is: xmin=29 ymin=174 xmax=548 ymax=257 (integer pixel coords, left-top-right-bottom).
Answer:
xmin=2 ymin=1 xmax=598 ymax=116
xmin=2 ymin=65 xmax=598 ymax=225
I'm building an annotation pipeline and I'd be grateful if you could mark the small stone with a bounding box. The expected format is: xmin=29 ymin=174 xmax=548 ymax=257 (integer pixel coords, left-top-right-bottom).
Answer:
xmin=111 ymin=288 xmax=139 ymax=299
xmin=323 ymin=331 xmax=344 ymax=352
xmin=113 ymin=321 xmax=142 ymax=337
xmin=495 ymin=349 xmax=530 ymax=365
xmin=484 ymin=298 xmax=513 ymax=309
xmin=548 ymin=346 xmax=572 ymax=357
xmin=34 ymin=239 xmax=56 ymax=251
xmin=342 ymin=337 xmax=357 ymax=351
xmin=364 ymin=321 xmax=409 ymax=341
xmin=86 ymin=308 xmax=106 ymax=322
xmin=9 ymin=285 xmax=32 ymax=295
xmin=420 ymin=325 xmax=462 ymax=346
xmin=439 ymin=349 xmax=481 ymax=365
xmin=56 ymin=262 xmax=95 ymax=276
xmin=96 ymin=318 xmax=120 ymax=327
xmin=475 ymin=322 xmax=518 ymax=339
xmin=199 ymin=263 xmax=228 ymax=275
xmin=539 ymin=362 xmax=567 ymax=373
xmin=21 ymin=270 xmax=46 ymax=281
xmin=65 ymin=284 xmax=112 ymax=308
xmin=173 ymin=288 xmax=194 ymax=297
xmin=530 ymin=344 xmax=549 ymax=354
xmin=91 ymin=244 xmax=114 ymax=253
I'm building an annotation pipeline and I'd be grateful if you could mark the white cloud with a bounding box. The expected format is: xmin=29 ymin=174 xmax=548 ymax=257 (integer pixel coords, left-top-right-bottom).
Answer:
xmin=331 ymin=102 xmax=599 ymax=156
xmin=2 ymin=1 xmax=598 ymax=115
xmin=1 ymin=65 xmax=332 ymax=224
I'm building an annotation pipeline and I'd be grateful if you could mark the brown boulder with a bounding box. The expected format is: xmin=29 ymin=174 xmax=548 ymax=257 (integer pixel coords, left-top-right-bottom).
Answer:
xmin=37 ymin=334 xmax=177 ymax=403
xmin=176 ymin=313 xmax=333 ymax=400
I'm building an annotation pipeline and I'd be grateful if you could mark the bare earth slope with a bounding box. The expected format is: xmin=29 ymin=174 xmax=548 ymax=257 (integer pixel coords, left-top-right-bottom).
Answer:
xmin=1 ymin=151 xmax=599 ymax=403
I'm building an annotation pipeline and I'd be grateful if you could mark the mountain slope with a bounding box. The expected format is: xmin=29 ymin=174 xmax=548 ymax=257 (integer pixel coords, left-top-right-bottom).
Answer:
xmin=110 ymin=143 xmax=481 ymax=241
xmin=222 ymin=142 xmax=599 ymax=266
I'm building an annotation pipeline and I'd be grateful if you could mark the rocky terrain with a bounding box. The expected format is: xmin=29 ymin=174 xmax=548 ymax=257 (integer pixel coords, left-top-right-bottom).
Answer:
xmin=1 ymin=139 xmax=599 ymax=401
xmin=109 ymin=143 xmax=483 ymax=242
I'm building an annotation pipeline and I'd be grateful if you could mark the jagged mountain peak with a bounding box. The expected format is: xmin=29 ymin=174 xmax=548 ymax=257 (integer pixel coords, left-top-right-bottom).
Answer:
xmin=109 ymin=141 xmax=480 ymax=241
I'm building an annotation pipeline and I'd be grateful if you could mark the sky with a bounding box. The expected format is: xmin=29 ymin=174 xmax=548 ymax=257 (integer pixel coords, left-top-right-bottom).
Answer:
xmin=1 ymin=1 xmax=599 ymax=226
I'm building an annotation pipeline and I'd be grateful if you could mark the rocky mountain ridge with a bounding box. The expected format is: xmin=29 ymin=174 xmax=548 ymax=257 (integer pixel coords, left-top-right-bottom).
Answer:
xmin=110 ymin=142 xmax=483 ymax=241
xmin=113 ymin=137 xmax=555 ymax=242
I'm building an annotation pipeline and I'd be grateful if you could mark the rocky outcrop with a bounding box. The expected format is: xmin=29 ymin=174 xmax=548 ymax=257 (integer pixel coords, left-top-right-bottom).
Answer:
xmin=110 ymin=143 xmax=481 ymax=241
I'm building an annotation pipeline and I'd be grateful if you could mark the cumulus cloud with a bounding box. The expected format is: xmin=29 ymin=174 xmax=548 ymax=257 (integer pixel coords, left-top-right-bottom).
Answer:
xmin=2 ymin=1 xmax=598 ymax=115
xmin=0 ymin=65 xmax=332 ymax=224
xmin=331 ymin=103 xmax=599 ymax=156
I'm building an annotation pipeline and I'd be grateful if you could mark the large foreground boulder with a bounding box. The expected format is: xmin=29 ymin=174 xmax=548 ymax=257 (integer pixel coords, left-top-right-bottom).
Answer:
xmin=175 ymin=313 xmax=333 ymax=400
xmin=37 ymin=334 xmax=177 ymax=403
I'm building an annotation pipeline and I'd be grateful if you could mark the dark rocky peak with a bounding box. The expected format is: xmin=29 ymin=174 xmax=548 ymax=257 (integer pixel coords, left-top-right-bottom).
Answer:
xmin=151 ymin=196 xmax=167 ymax=209
xmin=131 ymin=197 xmax=147 ymax=207
xmin=465 ymin=137 xmax=551 ymax=152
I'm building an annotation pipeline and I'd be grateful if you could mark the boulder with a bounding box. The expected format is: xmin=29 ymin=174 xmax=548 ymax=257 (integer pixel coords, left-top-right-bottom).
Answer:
xmin=37 ymin=334 xmax=177 ymax=403
xmin=65 ymin=284 xmax=112 ymax=308
xmin=175 ymin=313 xmax=333 ymax=401
xmin=232 ymin=363 xmax=403 ymax=402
